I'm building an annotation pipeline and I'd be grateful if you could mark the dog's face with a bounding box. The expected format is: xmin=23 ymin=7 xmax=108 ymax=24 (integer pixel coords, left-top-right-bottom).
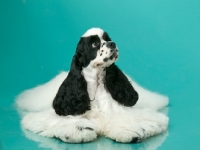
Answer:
xmin=77 ymin=28 xmax=118 ymax=68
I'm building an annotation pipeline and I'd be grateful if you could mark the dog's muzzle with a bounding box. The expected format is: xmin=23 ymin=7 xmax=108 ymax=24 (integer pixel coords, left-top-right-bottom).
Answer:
xmin=104 ymin=41 xmax=118 ymax=61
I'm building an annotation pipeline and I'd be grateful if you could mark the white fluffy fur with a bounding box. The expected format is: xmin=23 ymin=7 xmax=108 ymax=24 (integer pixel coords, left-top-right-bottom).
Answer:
xmin=82 ymin=28 xmax=104 ymax=38
xmin=16 ymin=71 xmax=168 ymax=143
xmin=22 ymin=127 xmax=168 ymax=150
xmin=16 ymin=28 xmax=169 ymax=143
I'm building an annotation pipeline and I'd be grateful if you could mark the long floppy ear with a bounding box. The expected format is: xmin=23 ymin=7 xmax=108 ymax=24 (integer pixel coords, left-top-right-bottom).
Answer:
xmin=105 ymin=64 xmax=139 ymax=106
xmin=53 ymin=39 xmax=90 ymax=116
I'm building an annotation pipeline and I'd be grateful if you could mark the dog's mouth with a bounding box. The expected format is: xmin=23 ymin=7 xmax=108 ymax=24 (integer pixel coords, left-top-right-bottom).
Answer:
xmin=94 ymin=48 xmax=119 ymax=68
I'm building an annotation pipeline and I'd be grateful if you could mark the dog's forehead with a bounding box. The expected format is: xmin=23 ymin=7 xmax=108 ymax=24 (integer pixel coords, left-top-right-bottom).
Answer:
xmin=82 ymin=28 xmax=104 ymax=39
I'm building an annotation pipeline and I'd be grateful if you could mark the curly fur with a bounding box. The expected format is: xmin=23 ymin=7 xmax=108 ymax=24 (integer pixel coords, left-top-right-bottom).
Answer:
xmin=105 ymin=64 xmax=138 ymax=106
xmin=53 ymin=56 xmax=91 ymax=116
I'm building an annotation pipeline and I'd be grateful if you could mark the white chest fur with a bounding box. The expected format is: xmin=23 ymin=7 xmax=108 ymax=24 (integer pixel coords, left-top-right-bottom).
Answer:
xmin=82 ymin=66 xmax=112 ymax=112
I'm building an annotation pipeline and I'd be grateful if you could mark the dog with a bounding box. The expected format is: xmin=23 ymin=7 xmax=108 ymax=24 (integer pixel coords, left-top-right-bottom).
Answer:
xmin=16 ymin=28 xmax=169 ymax=143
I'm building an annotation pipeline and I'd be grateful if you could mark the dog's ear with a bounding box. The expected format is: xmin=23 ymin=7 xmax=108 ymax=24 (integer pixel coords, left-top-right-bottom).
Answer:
xmin=53 ymin=39 xmax=90 ymax=116
xmin=105 ymin=64 xmax=138 ymax=106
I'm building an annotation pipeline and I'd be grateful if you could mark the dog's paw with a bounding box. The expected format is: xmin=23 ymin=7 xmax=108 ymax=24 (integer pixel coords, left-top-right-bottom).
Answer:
xmin=54 ymin=124 xmax=97 ymax=143
xmin=113 ymin=129 xmax=143 ymax=143
xmin=22 ymin=112 xmax=97 ymax=143
xmin=106 ymin=121 xmax=166 ymax=143
xmin=104 ymin=110 xmax=168 ymax=143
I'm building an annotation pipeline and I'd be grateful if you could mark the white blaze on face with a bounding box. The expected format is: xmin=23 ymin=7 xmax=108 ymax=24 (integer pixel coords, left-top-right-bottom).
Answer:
xmin=82 ymin=28 xmax=104 ymax=38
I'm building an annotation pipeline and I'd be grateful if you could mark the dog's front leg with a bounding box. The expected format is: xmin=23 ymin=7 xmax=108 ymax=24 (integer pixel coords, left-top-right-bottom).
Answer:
xmin=21 ymin=110 xmax=98 ymax=143
xmin=101 ymin=109 xmax=168 ymax=143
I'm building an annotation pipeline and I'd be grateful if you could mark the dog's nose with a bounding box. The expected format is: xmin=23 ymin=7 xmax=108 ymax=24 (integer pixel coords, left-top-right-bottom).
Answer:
xmin=106 ymin=42 xmax=116 ymax=49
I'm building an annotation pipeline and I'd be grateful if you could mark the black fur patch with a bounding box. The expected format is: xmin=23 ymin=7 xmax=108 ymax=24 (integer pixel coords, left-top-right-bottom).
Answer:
xmin=84 ymin=127 xmax=94 ymax=131
xmin=103 ymin=58 xmax=108 ymax=62
xmin=105 ymin=64 xmax=139 ymax=107
xmin=131 ymin=137 xmax=139 ymax=143
xmin=102 ymin=32 xmax=112 ymax=41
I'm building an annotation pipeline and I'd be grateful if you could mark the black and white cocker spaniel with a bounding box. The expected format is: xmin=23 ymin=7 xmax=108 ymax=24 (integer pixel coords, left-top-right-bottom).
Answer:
xmin=16 ymin=28 xmax=169 ymax=143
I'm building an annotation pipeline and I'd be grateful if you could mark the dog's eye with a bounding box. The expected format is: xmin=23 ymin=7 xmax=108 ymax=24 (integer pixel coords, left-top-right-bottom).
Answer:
xmin=92 ymin=42 xmax=100 ymax=48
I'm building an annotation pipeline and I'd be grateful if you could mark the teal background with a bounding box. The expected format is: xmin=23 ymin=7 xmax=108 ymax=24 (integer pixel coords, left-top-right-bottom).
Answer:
xmin=1 ymin=0 xmax=200 ymax=149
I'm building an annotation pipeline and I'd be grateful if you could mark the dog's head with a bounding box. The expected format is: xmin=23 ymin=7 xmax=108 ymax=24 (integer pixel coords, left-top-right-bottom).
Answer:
xmin=76 ymin=28 xmax=118 ymax=69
